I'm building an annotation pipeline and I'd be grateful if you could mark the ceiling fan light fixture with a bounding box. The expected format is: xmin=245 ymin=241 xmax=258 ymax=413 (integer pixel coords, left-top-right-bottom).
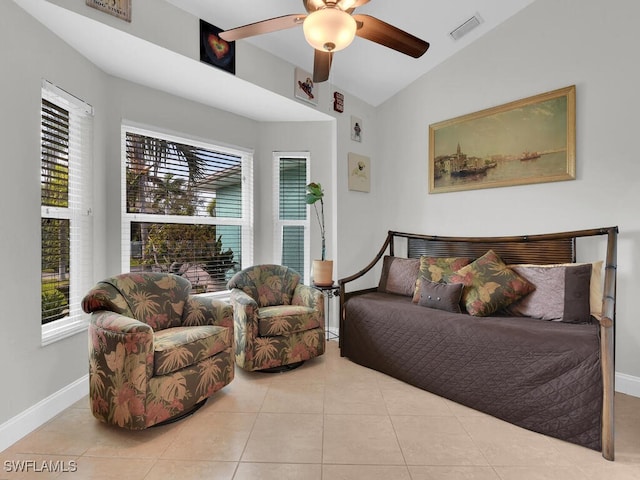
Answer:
xmin=303 ymin=8 xmax=357 ymax=52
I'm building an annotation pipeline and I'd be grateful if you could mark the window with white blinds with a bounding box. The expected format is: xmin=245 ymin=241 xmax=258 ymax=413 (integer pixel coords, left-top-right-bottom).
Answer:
xmin=273 ymin=153 xmax=310 ymax=282
xmin=122 ymin=125 xmax=253 ymax=293
xmin=41 ymin=80 xmax=94 ymax=344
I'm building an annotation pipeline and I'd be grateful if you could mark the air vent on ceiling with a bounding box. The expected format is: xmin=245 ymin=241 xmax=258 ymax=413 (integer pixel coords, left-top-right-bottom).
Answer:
xmin=450 ymin=15 xmax=482 ymax=41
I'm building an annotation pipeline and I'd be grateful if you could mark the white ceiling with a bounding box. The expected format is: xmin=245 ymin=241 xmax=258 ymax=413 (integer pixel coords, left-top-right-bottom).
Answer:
xmin=14 ymin=0 xmax=535 ymax=121
xmin=167 ymin=0 xmax=536 ymax=105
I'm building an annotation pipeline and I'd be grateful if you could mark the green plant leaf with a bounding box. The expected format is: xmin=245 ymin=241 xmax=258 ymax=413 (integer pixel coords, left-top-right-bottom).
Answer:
xmin=305 ymin=182 xmax=323 ymax=204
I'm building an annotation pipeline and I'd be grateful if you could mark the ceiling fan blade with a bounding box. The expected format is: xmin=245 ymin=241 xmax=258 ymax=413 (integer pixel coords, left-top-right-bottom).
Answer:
xmin=313 ymin=50 xmax=333 ymax=83
xmin=353 ymin=14 xmax=429 ymax=58
xmin=303 ymin=0 xmax=326 ymax=13
xmin=219 ymin=14 xmax=306 ymax=42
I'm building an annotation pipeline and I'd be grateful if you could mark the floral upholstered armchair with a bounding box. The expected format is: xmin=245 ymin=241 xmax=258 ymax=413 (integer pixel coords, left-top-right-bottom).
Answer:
xmin=227 ymin=265 xmax=325 ymax=371
xmin=81 ymin=272 xmax=234 ymax=429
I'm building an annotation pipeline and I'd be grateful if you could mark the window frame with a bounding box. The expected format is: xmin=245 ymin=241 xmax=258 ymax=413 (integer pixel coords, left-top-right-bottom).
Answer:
xmin=273 ymin=152 xmax=311 ymax=283
xmin=40 ymin=80 xmax=94 ymax=346
xmin=121 ymin=123 xmax=254 ymax=297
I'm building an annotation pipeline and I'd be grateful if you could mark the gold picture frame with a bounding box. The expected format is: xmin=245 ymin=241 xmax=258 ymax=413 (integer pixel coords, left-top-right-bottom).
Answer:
xmin=429 ymin=85 xmax=576 ymax=194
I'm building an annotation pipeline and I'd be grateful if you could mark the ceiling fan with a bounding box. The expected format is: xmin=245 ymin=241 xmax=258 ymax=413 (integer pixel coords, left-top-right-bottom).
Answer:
xmin=219 ymin=0 xmax=430 ymax=83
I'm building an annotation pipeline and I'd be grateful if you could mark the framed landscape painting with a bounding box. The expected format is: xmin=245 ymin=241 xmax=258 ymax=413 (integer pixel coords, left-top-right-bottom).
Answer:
xmin=429 ymin=85 xmax=576 ymax=194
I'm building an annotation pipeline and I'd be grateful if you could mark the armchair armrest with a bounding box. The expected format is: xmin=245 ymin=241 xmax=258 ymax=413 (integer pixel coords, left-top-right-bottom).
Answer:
xmin=91 ymin=310 xmax=153 ymax=335
xmin=82 ymin=283 xmax=133 ymax=317
xmin=292 ymin=284 xmax=324 ymax=311
xmin=229 ymin=289 xmax=259 ymax=324
xmin=183 ymin=295 xmax=234 ymax=329
xmin=228 ymin=288 xmax=261 ymax=370
xmin=88 ymin=311 xmax=154 ymax=427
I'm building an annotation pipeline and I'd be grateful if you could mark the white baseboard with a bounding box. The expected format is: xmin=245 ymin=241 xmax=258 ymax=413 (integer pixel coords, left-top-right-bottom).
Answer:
xmin=0 ymin=374 xmax=88 ymax=452
xmin=616 ymin=372 xmax=640 ymax=398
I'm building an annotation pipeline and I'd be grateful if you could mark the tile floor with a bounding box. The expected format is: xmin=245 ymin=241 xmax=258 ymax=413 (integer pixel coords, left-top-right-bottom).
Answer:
xmin=2 ymin=340 xmax=640 ymax=479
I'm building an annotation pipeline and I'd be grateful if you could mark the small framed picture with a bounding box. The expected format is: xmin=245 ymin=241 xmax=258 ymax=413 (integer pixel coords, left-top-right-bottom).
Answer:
xmin=351 ymin=116 xmax=362 ymax=142
xmin=348 ymin=153 xmax=370 ymax=192
xmin=200 ymin=20 xmax=236 ymax=75
xmin=86 ymin=0 xmax=131 ymax=22
xmin=294 ymin=68 xmax=318 ymax=106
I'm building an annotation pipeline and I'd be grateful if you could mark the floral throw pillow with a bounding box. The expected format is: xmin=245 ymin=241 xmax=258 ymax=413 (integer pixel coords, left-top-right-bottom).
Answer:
xmin=449 ymin=250 xmax=535 ymax=317
xmin=412 ymin=256 xmax=472 ymax=303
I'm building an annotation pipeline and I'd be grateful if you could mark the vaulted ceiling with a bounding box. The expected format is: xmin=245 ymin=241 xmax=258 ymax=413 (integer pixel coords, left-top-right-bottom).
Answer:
xmin=167 ymin=0 xmax=536 ymax=105
xmin=14 ymin=0 xmax=535 ymax=121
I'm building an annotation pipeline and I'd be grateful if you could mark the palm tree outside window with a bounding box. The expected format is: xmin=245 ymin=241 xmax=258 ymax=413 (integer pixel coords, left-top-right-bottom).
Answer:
xmin=122 ymin=126 xmax=253 ymax=293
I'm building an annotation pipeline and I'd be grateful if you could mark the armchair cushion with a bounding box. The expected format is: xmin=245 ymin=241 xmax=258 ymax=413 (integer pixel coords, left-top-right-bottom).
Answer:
xmin=153 ymin=325 xmax=232 ymax=375
xmin=257 ymin=305 xmax=322 ymax=337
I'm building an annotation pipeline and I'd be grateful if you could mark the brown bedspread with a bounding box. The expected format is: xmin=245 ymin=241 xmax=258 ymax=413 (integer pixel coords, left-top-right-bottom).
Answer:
xmin=342 ymin=291 xmax=602 ymax=450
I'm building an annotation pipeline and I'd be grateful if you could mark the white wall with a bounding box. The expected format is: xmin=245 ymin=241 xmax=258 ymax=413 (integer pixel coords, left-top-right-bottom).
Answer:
xmin=373 ymin=0 xmax=640 ymax=382
xmin=256 ymin=122 xmax=335 ymax=267
xmin=0 ymin=1 xmax=107 ymax=427
xmin=334 ymin=93 xmax=380 ymax=287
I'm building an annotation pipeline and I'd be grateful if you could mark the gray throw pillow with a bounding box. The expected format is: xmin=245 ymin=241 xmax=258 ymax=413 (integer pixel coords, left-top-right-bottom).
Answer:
xmin=378 ymin=256 xmax=420 ymax=297
xmin=506 ymin=263 xmax=592 ymax=322
xmin=417 ymin=279 xmax=463 ymax=313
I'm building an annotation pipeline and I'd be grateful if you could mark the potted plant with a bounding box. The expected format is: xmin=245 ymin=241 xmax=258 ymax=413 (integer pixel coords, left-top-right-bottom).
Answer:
xmin=305 ymin=182 xmax=333 ymax=286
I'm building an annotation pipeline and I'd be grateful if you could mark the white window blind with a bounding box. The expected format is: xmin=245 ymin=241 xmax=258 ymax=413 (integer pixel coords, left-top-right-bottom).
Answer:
xmin=122 ymin=125 xmax=253 ymax=294
xmin=273 ymin=153 xmax=310 ymax=282
xmin=41 ymin=80 xmax=94 ymax=345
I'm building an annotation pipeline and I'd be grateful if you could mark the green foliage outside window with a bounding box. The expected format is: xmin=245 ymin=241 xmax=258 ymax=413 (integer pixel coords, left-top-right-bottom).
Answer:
xmin=143 ymin=223 xmax=235 ymax=289
xmin=42 ymin=281 xmax=68 ymax=323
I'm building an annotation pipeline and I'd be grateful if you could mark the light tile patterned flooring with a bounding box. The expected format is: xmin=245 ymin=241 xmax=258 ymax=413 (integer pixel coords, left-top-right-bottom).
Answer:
xmin=2 ymin=341 xmax=640 ymax=479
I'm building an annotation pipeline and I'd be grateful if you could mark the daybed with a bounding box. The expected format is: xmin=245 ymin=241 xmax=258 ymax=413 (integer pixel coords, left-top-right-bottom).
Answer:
xmin=339 ymin=227 xmax=617 ymax=460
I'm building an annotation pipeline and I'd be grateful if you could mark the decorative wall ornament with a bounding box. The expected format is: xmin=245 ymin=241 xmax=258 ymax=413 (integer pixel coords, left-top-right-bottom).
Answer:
xmin=333 ymin=91 xmax=344 ymax=113
xmin=350 ymin=115 xmax=362 ymax=142
xmin=199 ymin=20 xmax=236 ymax=75
xmin=348 ymin=152 xmax=370 ymax=192
xmin=429 ymin=85 xmax=576 ymax=194
xmin=294 ymin=68 xmax=318 ymax=106
xmin=86 ymin=0 xmax=131 ymax=22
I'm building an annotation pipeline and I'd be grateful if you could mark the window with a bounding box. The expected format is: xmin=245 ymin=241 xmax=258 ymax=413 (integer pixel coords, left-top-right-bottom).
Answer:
xmin=122 ymin=125 xmax=253 ymax=294
xmin=273 ymin=153 xmax=310 ymax=282
xmin=41 ymin=81 xmax=93 ymax=345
